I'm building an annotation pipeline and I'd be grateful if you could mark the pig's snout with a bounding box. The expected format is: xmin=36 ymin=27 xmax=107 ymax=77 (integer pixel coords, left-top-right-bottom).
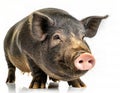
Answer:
xmin=74 ymin=53 xmax=95 ymax=71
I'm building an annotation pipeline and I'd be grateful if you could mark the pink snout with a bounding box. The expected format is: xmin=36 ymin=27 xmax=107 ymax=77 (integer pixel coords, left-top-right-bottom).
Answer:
xmin=74 ymin=53 xmax=95 ymax=71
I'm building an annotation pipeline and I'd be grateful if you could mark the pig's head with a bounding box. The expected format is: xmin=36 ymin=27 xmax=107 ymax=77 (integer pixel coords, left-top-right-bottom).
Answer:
xmin=29 ymin=9 xmax=108 ymax=81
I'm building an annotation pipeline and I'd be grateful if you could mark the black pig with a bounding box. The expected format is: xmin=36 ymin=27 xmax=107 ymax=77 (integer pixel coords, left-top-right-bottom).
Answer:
xmin=4 ymin=8 xmax=108 ymax=88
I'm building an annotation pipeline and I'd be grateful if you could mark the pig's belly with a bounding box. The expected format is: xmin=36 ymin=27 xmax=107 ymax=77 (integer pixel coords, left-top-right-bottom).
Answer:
xmin=7 ymin=51 xmax=31 ymax=72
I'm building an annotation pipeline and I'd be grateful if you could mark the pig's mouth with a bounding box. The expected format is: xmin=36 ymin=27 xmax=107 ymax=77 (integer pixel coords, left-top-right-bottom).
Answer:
xmin=47 ymin=68 xmax=88 ymax=81
xmin=50 ymin=51 xmax=95 ymax=81
xmin=55 ymin=60 xmax=88 ymax=81
xmin=43 ymin=58 xmax=88 ymax=81
xmin=40 ymin=51 xmax=95 ymax=81
xmin=40 ymin=58 xmax=88 ymax=81
xmin=55 ymin=69 xmax=88 ymax=81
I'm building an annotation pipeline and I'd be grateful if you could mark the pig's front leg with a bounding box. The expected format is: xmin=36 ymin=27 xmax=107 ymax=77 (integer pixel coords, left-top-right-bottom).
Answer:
xmin=27 ymin=57 xmax=47 ymax=89
xmin=48 ymin=77 xmax=59 ymax=88
xmin=68 ymin=78 xmax=86 ymax=88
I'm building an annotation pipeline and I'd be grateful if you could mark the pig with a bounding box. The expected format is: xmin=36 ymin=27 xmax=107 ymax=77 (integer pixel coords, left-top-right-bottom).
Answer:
xmin=4 ymin=8 xmax=108 ymax=88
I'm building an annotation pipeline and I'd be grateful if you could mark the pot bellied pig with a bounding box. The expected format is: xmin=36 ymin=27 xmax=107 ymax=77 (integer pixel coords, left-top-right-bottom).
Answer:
xmin=4 ymin=8 xmax=108 ymax=88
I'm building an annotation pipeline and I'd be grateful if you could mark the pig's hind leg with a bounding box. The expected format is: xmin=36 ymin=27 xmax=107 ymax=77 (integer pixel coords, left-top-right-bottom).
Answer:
xmin=68 ymin=78 xmax=86 ymax=88
xmin=5 ymin=54 xmax=16 ymax=83
xmin=27 ymin=57 xmax=47 ymax=89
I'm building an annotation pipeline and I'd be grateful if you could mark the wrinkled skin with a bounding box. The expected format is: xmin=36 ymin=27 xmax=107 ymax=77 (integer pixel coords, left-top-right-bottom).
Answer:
xmin=4 ymin=8 xmax=108 ymax=88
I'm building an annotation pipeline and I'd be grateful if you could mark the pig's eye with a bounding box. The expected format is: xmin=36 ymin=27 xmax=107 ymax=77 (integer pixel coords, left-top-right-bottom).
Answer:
xmin=53 ymin=35 xmax=61 ymax=40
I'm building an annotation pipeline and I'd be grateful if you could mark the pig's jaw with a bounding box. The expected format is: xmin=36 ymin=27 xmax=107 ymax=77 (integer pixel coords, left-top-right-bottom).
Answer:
xmin=39 ymin=62 xmax=87 ymax=81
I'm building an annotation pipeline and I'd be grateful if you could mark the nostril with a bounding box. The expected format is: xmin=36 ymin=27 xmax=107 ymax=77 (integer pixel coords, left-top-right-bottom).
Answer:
xmin=74 ymin=53 xmax=95 ymax=70
xmin=88 ymin=60 xmax=93 ymax=63
xmin=79 ymin=60 xmax=83 ymax=63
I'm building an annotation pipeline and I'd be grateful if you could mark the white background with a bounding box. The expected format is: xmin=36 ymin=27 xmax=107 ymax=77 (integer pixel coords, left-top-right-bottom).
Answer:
xmin=0 ymin=0 xmax=120 ymax=93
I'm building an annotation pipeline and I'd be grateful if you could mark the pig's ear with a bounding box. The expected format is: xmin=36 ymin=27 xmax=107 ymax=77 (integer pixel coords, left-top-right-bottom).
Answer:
xmin=29 ymin=12 xmax=54 ymax=41
xmin=81 ymin=15 xmax=108 ymax=38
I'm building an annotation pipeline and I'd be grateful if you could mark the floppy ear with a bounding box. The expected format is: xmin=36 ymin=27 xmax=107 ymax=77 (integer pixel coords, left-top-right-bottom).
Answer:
xmin=81 ymin=15 xmax=108 ymax=38
xmin=29 ymin=12 xmax=54 ymax=41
